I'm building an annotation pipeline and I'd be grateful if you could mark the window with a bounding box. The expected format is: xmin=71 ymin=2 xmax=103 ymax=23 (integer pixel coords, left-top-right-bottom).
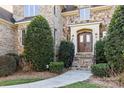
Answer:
xmin=24 ymin=5 xmax=40 ymax=17
xmin=80 ymin=8 xmax=90 ymax=20
xmin=54 ymin=28 xmax=57 ymax=45
xmin=19 ymin=29 xmax=26 ymax=46
xmin=22 ymin=30 xmax=26 ymax=45
xmin=54 ymin=6 xmax=56 ymax=16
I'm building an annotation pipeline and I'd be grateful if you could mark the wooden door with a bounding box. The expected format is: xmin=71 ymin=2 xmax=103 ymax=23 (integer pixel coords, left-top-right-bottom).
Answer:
xmin=77 ymin=32 xmax=92 ymax=52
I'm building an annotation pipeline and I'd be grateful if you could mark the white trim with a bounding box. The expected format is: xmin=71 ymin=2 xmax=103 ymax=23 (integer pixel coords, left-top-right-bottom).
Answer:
xmin=15 ymin=21 xmax=31 ymax=24
xmin=70 ymin=22 xmax=100 ymax=55
xmin=69 ymin=22 xmax=101 ymax=27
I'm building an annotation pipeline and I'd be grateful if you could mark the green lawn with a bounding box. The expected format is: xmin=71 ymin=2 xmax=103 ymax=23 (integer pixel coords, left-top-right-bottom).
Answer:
xmin=0 ymin=78 xmax=42 ymax=86
xmin=62 ymin=82 xmax=103 ymax=88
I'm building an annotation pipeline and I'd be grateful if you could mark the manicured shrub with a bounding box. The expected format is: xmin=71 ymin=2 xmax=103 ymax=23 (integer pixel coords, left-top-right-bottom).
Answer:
xmin=104 ymin=6 xmax=124 ymax=73
xmin=24 ymin=16 xmax=54 ymax=71
xmin=0 ymin=55 xmax=17 ymax=76
xmin=49 ymin=62 xmax=64 ymax=73
xmin=6 ymin=53 xmax=20 ymax=66
xmin=95 ymin=39 xmax=107 ymax=64
xmin=58 ymin=41 xmax=74 ymax=68
xmin=91 ymin=63 xmax=110 ymax=77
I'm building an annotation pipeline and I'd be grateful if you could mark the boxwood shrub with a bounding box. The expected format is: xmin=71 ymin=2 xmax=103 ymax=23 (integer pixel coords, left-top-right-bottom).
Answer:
xmin=0 ymin=55 xmax=17 ymax=76
xmin=49 ymin=62 xmax=64 ymax=73
xmin=91 ymin=63 xmax=110 ymax=77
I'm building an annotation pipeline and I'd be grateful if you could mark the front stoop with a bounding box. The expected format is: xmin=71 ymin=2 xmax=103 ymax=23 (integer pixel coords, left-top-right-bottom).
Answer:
xmin=71 ymin=52 xmax=94 ymax=70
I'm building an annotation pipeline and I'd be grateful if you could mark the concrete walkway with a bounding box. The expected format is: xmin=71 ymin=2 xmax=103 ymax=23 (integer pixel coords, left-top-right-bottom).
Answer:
xmin=1 ymin=70 xmax=92 ymax=88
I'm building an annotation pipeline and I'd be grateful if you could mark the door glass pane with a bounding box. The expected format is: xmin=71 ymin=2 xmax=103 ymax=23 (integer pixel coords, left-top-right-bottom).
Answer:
xmin=80 ymin=35 xmax=83 ymax=42
xmin=86 ymin=34 xmax=90 ymax=42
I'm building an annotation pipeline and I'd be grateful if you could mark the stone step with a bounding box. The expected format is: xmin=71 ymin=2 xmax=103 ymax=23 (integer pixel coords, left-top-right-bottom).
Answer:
xmin=71 ymin=53 xmax=94 ymax=70
xmin=71 ymin=66 xmax=91 ymax=70
xmin=75 ymin=54 xmax=93 ymax=58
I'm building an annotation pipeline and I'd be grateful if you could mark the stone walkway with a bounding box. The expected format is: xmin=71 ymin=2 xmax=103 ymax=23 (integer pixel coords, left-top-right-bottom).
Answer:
xmin=1 ymin=70 xmax=92 ymax=88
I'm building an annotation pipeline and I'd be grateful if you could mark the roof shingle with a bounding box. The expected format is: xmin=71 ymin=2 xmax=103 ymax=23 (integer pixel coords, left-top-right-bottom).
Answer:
xmin=0 ymin=7 xmax=15 ymax=23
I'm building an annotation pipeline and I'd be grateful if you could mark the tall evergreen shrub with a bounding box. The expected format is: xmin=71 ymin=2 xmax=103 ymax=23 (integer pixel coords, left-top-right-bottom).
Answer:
xmin=104 ymin=6 xmax=124 ymax=73
xmin=58 ymin=41 xmax=75 ymax=68
xmin=24 ymin=16 xmax=54 ymax=71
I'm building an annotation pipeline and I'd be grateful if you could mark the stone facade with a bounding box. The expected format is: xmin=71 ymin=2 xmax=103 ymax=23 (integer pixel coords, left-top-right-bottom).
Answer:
xmin=62 ymin=6 xmax=116 ymax=39
xmin=0 ymin=5 xmax=116 ymax=57
xmin=13 ymin=5 xmax=24 ymax=21
xmin=0 ymin=5 xmax=118 ymax=69
xmin=40 ymin=5 xmax=63 ymax=51
xmin=61 ymin=6 xmax=116 ymax=69
xmin=0 ymin=21 xmax=18 ymax=55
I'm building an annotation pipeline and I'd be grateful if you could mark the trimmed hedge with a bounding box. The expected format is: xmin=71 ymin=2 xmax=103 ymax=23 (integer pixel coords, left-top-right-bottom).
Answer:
xmin=58 ymin=41 xmax=74 ymax=68
xmin=0 ymin=55 xmax=17 ymax=76
xmin=24 ymin=16 xmax=54 ymax=71
xmin=95 ymin=39 xmax=107 ymax=64
xmin=49 ymin=62 xmax=64 ymax=73
xmin=91 ymin=63 xmax=110 ymax=77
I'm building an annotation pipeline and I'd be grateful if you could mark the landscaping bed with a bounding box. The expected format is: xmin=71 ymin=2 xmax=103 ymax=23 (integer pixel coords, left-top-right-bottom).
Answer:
xmin=87 ymin=76 xmax=122 ymax=88
xmin=0 ymin=71 xmax=58 ymax=86
xmin=62 ymin=74 xmax=124 ymax=88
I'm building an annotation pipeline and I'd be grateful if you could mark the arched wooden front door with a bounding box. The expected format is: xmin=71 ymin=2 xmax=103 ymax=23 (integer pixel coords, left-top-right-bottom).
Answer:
xmin=77 ymin=32 xmax=92 ymax=52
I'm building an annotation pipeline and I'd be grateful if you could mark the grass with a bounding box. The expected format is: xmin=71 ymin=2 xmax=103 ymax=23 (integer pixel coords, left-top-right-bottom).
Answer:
xmin=0 ymin=78 xmax=42 ymax=86
xmin=62 ymin=81 xmax=102 ymax=88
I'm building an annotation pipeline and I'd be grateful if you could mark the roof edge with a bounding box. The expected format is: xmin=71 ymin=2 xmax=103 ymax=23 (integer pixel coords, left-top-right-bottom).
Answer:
xmin=0 ymin=18 xmax=14 ymax=25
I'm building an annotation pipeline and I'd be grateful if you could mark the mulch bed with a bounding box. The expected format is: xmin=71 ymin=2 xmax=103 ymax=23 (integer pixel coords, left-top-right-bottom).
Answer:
xmin=0 ymin=70 xmax=58 ymax=81
xmin=87 ymin=76 xmax=123 ymax=88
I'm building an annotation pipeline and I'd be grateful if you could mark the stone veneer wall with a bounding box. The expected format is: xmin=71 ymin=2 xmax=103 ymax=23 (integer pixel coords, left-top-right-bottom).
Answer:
xmin=13 ymin=5 xmax=24 ymax=21
xmin=40 ymin=6 xmax=63 ymax=48
xmin=91 ymin=6 xmax=115 ymax=31
xmin=62 ymin=6 xmax=116 ymax=39
xmin=0 ymin=22 xmax=18 ymax=56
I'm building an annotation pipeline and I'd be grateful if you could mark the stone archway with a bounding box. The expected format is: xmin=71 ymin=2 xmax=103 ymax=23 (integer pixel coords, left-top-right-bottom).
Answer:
xmin=77 ymin=29 xmax=92 ymax=52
